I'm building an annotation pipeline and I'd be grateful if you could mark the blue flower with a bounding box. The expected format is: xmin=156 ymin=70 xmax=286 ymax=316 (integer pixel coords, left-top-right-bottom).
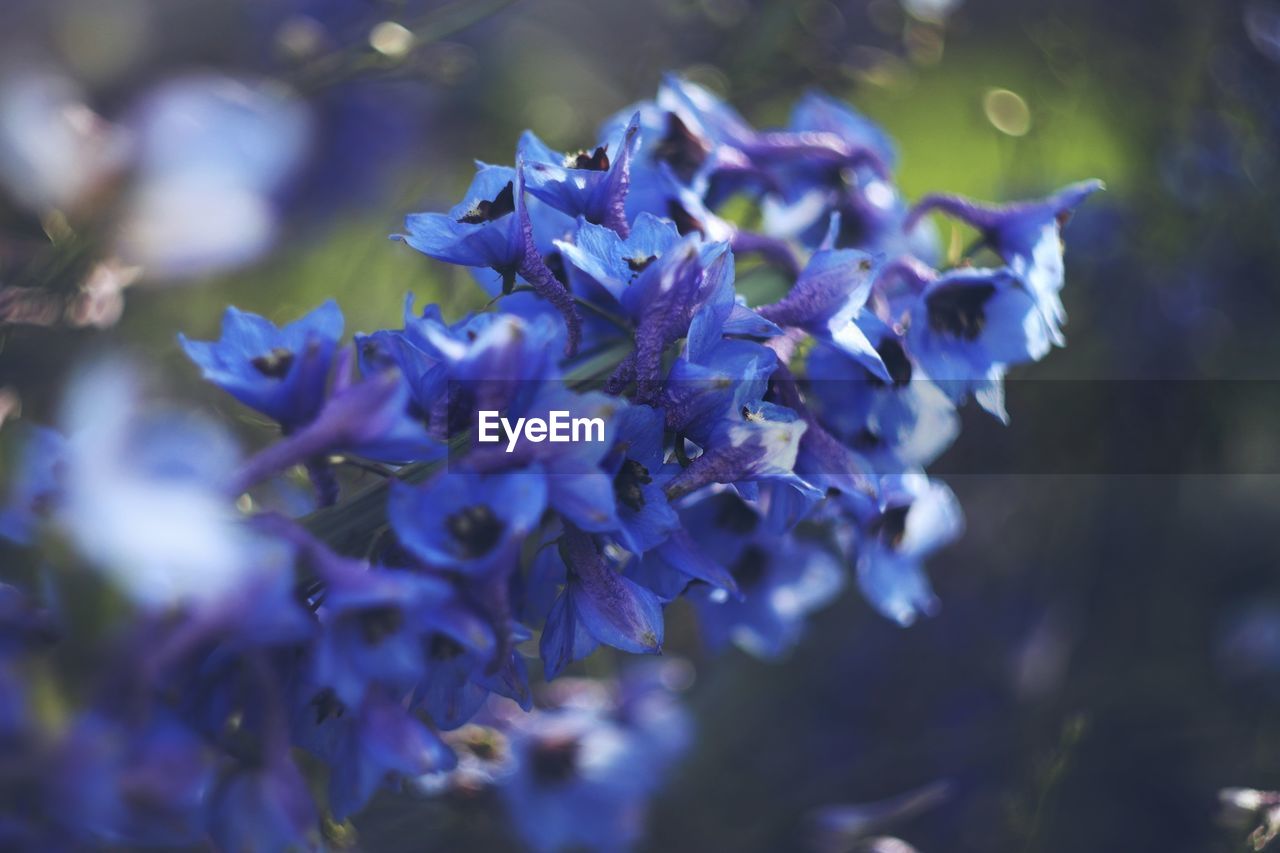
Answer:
xmin=600 ymin=404 xmax=680 ymax=553
xmin=497 ymin=670 xmax=690 ymax=853
xmin=389 ymin=468 xmax=548 ymax=576
xmin=905 ymin=266 xmax=1053 ymax=421
xmin=367 ymin=301 xmax=562 ymax=431
xmin=805 ymin=316 xmax=959 ymax=470
xmin=228 ymin=358 xmax=447 ymax=495
xmin=399 ymin=164 xmax=526 ymax=270
xmin=0 ymin=72 xmax=1106 ymax=849
xmin=677 ymin=491 xmax=844 ymax=658
xmin=789 ymin=90 xmax=897 ymax=170
xmin=206 ymin=753 xmax=318 ymax=853
xmin=844 ymin=472 xmax=963 ymax=626
xmin=311 ymin=562 xmax=478 ymax=707
xmin=599 ymin=235 xmax=737 ymax=402
xmin=762 ymin=96 xmax=929 ymax=256
xmin=555 ymin=212 xmax=683 ymax=312
xmin=52 ymin=713 xmax=211 ymax=846
xmin=540 ymin=525 xmax=664 ymax=678
xmin=627 ymin=528 xmax=741 ymax=602
xmin=355 ymin=295 xmax=514 ymax=432
xmin=469 ymin=386 xmax=624 ymax=536
xmin=665 ymin=400 xmax=817 ymax=501
xmin=520 ymin=114 xmax=641 ymax=234
xmin=663 ymin=276 xmax=780 ymax=443
xmin=397 ymin=164 xmax=583 ymax=355
xmin=179 ymin=300 xmax=342 ymax=431
xmin=293 ymin=686 xmax=455 ymax=821
xmin=600 ymin=84 xmax=750 ymax=221
xmin=54 ymin=361 xmax=285 ymax=609
xmin=415 ymin=625 xmax=533 ymax=730
xmin=905 ymin=179 xmax=1104 ymax=343
xmin=757 ymin=243 xmax=890 ymax=380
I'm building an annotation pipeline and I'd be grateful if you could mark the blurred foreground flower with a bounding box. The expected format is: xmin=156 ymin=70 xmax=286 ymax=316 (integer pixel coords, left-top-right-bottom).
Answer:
xmin=421 ymin=663 xmax=693 ymax=853
xmin=0 ymin=0 xmax=509 ymax=329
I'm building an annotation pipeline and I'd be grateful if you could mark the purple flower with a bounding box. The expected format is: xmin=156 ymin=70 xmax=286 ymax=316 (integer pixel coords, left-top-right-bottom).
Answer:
xmin=520 ymin=114 xmax=641 ymax=234
xmin=397 ymin=164 xmax=584 ymax=355
xmin=905 ymin=179 xmax=1104 ymax=343
xmin=905 ymin=266 xmax=1053 ymax=421
xmin=757 ymin=243 xmax=889 ymax=380
xmin=389 ymin=468 xmax=548 ymax=576
xmin=179 ymin=300 xmax=342 ymax=431
xmin=497 ymin=668 xmax=691 ymax=853
xmin=293 ymin=686 xmax=455 ymax=820
xmin=540 ymin=525 xmax=664 ymax=678
xmin=675 ymin=491 xmax=844 ymax=658
xmin=843 ymin=472 xmax=963 ymax=626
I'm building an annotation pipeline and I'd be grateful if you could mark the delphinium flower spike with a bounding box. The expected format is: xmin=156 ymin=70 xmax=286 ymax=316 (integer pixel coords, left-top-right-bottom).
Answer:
xmin=0 ymin=74 xmax=1098 ymax=851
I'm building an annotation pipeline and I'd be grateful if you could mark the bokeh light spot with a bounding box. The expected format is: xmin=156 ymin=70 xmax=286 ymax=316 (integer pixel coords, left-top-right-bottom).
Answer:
xmin=370 ymin=21 xmax=415 ymax=59
xmin=983 ymin=88 xmax=1032 ymax=136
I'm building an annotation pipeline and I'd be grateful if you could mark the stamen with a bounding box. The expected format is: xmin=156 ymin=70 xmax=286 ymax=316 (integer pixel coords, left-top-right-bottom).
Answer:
xmin=567 ymin=145 xmax=610 ymax=171
xmin=926 ymin=282 xmax=996 ymax=341
xmin=458 ymin=181 xmax=516 ymax=224
xmin=613 ymin=458 xmax=653 ymax=512
xmin=529 ymin=734 xmax=580 ymax=785
xmin=729 ymin=544 xmax=769 ymax=588
xmin=445 ymin=504 xmax=506 ymax=559
xmin=251 ymin=347 xmax=295 ymax=378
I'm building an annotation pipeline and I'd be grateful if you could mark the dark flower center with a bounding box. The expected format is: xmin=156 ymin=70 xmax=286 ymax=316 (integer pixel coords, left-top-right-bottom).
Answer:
xmin=926 ymin=282 xmax=996 ymax=341
xmin=251 ymin=347 xmax=295 ymax=379
xmin=458 ymin=181 xmax=516 ymax=224
xmin=714 ymin=495 xmax=760 ymax=535
xmin=613 ymin=458 xmax=653 ymax=512
xmin=468 ymin=737 xmax=499 ymax=762
xmin=407 ymin=398 xmax=431 ymax=427
xmin=871 ymin=505 xmax=910 ymax=549
xmin=666 ymin=199 xmax=704 ymax=236
xmin=653 ymin=113 xmax=708 ymax=182
xmin=529 ymin=735 xmax=580 ymax=785
xmin=729 ymin=544 xmax=770 ymax=589
xmin=429 ymin=634 xmax=465 ymax=661
xmin=544 ymin=251 xmax=569 ymax=287
xmin=359 ymin=606 xmax=403 ymax=645
xmin=445 ymin=505 xmax=505 ymax=559
xmin=870 ymin=337 xmax=913 ymax=387
xmin=567 ymin=145 xmax=610 ymax=171
xmin=851 ymin=427 xmax=883 ymax=451
xmin=309 ymin=688 xmax=346 ymax=724
xmin=627 ymin=254 xmax=658 ymax=274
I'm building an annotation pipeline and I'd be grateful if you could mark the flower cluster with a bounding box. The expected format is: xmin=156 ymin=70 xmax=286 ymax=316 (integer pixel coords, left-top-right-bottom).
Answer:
xmin=0 ymin=76 xmax=1096 ymax=849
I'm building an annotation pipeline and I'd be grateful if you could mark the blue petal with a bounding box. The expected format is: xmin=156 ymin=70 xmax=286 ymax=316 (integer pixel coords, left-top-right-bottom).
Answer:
xmin=539 ymin=589 xmax=601 ymax=679
xmin=571 ymin=559 xmax=664 ymax=654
